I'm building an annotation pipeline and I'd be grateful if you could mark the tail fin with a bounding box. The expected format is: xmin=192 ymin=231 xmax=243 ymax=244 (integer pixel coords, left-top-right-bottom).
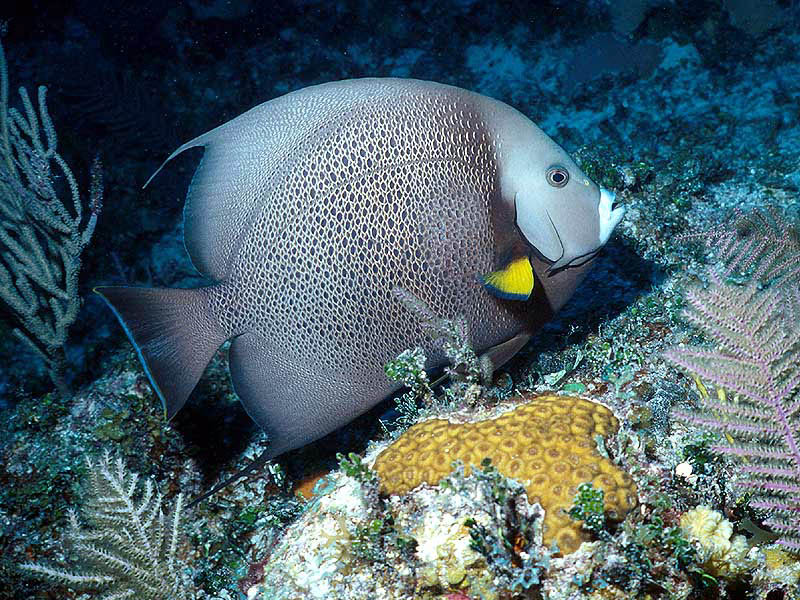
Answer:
xmin=94 ymin=286 xmax=227 ymax=419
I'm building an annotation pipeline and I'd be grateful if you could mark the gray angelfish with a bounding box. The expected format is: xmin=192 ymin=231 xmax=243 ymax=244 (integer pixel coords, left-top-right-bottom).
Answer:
xmin=96 ymin=78 xmax=624 ymax=476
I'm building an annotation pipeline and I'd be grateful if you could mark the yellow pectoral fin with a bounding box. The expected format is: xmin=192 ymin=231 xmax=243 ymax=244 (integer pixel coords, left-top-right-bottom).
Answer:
xmin=480 ymin=256 xmax=534 ymax=301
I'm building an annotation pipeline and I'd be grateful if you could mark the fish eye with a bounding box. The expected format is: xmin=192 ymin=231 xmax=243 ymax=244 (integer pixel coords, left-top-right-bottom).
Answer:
xmin=546 ymin=166 xmax=569 ymax=188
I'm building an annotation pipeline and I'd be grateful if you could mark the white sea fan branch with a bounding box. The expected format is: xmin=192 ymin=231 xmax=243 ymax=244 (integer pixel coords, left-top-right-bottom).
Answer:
xmin=19 ymin=452 xmax=193 ymax=598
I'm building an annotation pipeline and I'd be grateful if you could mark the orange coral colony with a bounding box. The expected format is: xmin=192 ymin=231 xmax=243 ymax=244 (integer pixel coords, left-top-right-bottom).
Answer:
xmin=373 ymin=394 xmax=638 ymax=554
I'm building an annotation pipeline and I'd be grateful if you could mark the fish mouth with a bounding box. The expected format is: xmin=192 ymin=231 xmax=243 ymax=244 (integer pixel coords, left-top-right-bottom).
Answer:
xmin=598 ymin=187 xmax=625 ymax=245
xmin=543 ymin=187 xmax=624 ymax=273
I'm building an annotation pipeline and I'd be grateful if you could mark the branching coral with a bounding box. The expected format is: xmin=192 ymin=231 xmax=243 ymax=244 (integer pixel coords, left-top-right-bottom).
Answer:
xmin=0 ymin=39 xmax=102 ymax=395
xmin=704 ymin=207 xmax=800 ymax=291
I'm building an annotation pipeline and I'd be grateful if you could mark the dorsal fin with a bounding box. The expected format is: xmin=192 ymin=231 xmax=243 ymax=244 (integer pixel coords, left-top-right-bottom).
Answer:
xmin=144 ymin=79 xmax=428 ymax=281
xmin=143 ymin=100 xmax=303 ymax=281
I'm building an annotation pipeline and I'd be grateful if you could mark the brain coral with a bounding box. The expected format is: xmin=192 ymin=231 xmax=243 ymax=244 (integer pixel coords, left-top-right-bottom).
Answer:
xmin=373 ymin=394 xmax=637 ymax=554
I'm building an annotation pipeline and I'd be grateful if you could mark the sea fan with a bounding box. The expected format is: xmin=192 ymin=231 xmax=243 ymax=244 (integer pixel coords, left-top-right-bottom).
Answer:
xmin=666 ymin=209 xmax=800 ymax=552
xmin=19 ymin=452 xmax=193 ymax=599
xmin=696 ymin=206 xmax=800 ymax=291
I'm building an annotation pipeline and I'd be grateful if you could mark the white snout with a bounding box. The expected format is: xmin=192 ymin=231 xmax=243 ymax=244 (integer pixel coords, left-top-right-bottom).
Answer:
xmin=598 ymin=187 xmax=624 ymax=244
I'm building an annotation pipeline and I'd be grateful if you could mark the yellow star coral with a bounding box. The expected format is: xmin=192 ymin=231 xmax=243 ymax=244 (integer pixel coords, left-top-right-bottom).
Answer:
xmin=373 ymin=394 xmax=637 ymax=554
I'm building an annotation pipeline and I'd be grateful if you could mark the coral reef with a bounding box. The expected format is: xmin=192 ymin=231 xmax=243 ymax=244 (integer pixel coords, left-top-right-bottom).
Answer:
xmin=454 ymin=460 xmax=553 ymax=594
xmin=254 ymin=442 xmax=551 ymax=600
xmin=373 ymin=394 xmax=638 ymax=554
xmin=5 ymin=2 xmax=800 ymax=599
xmin=254 ymin=468 xmax=418 ymax=600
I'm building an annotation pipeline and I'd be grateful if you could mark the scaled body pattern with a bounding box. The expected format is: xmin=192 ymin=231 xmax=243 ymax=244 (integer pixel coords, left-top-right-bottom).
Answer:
xmin=97 ymin=78 xmax=624 ymax=459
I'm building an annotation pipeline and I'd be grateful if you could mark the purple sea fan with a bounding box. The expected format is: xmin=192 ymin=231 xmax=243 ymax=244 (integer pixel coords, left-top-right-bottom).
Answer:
xmin=698 ymin=207 xmax=800 ymax=291
xmin=665 ymin=211 xmax=800 ymax=553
